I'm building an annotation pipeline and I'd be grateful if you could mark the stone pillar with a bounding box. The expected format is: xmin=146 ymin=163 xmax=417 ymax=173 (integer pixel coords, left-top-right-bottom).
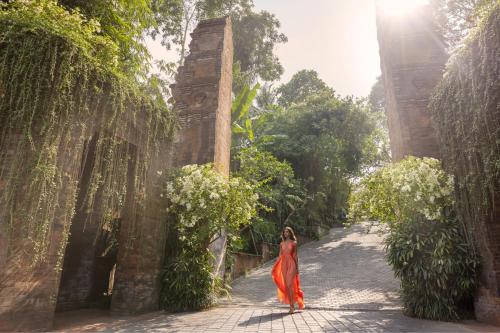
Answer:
xmin=376 ymin=3 xmax=447 ymax=161
xmin=170 ymin=16 xmax=233 ymax=276
xmin=171 ymin=16 xmax=233 ymax=175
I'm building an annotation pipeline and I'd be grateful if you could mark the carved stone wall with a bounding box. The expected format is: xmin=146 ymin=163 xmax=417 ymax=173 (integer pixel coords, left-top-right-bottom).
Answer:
xmin=170 ymin=16 xmax=233 ymax=276
xmin=376 ymin=4 xmax=448 ymax=161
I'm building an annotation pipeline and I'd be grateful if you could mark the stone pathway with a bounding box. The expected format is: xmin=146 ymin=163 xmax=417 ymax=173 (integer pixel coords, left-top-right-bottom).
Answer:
xmin=56 ymin=224 xmax=499 ymax=332
xmin=224 ymin=224 xmax=400 ymax=311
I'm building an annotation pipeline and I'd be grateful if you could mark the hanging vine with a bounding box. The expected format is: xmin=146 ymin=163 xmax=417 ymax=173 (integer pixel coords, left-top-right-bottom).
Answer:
xmin=429 ymin=3 xmax=500 ymax=260
xmin=0 ymin=1 xmax=177 ymax=269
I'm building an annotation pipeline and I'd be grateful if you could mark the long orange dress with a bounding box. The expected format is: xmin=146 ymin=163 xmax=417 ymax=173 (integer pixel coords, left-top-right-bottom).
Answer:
xmin=271 ymin=240 xmax=305 ymax=309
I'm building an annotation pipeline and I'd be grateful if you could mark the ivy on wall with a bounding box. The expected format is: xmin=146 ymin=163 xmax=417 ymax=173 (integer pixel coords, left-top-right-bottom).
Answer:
xmin=0 ymin=1 xmax=176 ymax=268
xmin=430 ymin=3 xmax=500 ymax=265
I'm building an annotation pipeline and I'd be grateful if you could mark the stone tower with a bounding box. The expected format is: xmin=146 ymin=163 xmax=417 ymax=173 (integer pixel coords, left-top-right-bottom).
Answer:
xmin=376 ymin=3 xmax=448 ymax=161
xmin=170 ymin=16 xmax=234 ymax=276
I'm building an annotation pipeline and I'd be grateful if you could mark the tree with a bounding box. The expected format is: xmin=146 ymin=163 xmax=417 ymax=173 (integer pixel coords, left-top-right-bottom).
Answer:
xmin=59 ymin=0 xmax=156 ymax=77
xmin=255 ymin=88 xmax=378 ymax=225
xmin=234 ymin=147 xmax=306 ymax=247
xmin=152 ymin=0 xmax=252 ymax=65
xmin=368 ymin=76 xmax=385 ymax=114
xmin=366 ymin=76 xmax=391 ymax=166
xmin=432 ymin=0 xmax=497 ymax=47
xmin=151 ymin=0 xmax=287 ymax=86
xmin=232 ymin=9 xmax=288 ymax=83
xmin=276 ymin=70 xmax=333 ymax=107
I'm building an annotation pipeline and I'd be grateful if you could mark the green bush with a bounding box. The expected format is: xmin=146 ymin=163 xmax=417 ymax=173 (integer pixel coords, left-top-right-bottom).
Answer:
xmin=161 ymin=248 xmax=218 ymax=311
xmin=386 ymin=215 xmax=478 ymax=320
xmin=349 ymin=157 xmax=479 ymax=320
xmin=160 ymin=164 xmax=258 ymax=311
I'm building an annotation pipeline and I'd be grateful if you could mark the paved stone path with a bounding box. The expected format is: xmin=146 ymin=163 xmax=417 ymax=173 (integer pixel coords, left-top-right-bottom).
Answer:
xmin=56 ymin=224 xmax=499 ymax=332
xmin=224 ymin=224 xmax=400 ymax=311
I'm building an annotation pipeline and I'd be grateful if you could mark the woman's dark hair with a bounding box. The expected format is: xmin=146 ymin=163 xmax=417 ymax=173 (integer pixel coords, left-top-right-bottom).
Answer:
xmin=281 ymin=226 xmax=297 ymax=241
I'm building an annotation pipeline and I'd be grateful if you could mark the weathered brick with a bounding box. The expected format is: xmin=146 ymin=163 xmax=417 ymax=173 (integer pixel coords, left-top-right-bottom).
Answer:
xmin=375 ymin=4 xmax=447 ymax=161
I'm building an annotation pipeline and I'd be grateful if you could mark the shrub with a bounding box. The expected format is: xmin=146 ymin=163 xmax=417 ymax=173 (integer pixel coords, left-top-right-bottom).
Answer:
xmin=160 ymin=164 xmax=258 ymax=311
xmin=349 ymin=156 xmax=479 ymax=320
xmin=349 ymin=157 xmax=454 ymax=225
xmin=386 ymin=215 xmax=478 ymax=320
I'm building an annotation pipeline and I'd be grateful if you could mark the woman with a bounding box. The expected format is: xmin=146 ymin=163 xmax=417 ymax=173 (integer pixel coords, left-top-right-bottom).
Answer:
xmin=272 ymin=226 xmax=305 ymax=313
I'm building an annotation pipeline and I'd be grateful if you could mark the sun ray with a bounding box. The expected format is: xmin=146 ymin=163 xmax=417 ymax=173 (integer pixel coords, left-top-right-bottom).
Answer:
xmin=377 ymin=0 xmax=430 ymax=17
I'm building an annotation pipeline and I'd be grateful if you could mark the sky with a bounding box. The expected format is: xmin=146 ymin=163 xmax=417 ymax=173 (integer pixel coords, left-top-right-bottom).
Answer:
xmin=147 ymin=0 xmax=382 ymax=98
xmin=253 ymin=0 xmax=381 ymax=97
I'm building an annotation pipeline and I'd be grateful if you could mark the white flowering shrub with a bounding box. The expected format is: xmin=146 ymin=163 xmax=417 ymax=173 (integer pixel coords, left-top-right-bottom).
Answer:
xmin=161 ymin=164 xmax=258 ymax=311
xmin=349 ymin=156 xmax=454 ymax=225
xmin=348 ymin=157 xmax=478 ymax=320
xmin=164 ymin=164 xmax=258 ymax=242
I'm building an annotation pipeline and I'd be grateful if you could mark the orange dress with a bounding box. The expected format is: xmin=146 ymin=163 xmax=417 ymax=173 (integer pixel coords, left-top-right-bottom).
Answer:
xmin=271 ymin=240 xmax=305 ymax=309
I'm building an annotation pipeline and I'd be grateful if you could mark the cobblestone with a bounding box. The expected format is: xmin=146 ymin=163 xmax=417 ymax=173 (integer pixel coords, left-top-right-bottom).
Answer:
xmin=223 ymin=224 xmax=400 ymax=311
xmin=56 ymin=224 xmax=499 ymax=332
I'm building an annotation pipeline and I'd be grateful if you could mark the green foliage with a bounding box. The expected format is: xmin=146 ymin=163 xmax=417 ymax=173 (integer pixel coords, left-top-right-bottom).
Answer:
xmin=349 ymin=157 xmax=479 ymax=320
xmin=349 ymin=157 xmax=455 ymax=226
xmin=234 ymin=147 xmax=306 ymax=245
xmin=161 ymin=164 xmax=258 ymax=310
xmin=366 ymin=76 xmax=391 ymax=167
xmin=368 ymin=76 xmax=385 ymax=114
xmin=0 ymin=1 xmax=175 ymax=267
xmin=386 ymin=216 xmax=479 ymax=320
xmin=151 ymin=0 xmax=287 ymax=85
xmin=276 ymin=70 xmax=333 ymax=107
xmin=231 ymin=83 xmax=260 ymax=145
xmin=232 ymin=9 xmax=288 ymax=82
xmin=257 ymin=88 xmax=377 ymax=226
xmin=59 ymin=0 xmax=155 ymax=76
xmin=429 ymin=2 xmax=500 ymax=280
xmin=432 ymin=0 xmax=498 ymax=47
xmin=161 ymin=248 xmax=219 ymax=311
xmin=1 ymin=0 xmax=120 ymax=70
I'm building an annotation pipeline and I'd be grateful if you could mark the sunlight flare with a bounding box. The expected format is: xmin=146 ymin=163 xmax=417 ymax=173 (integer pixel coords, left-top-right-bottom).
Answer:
xmin=377 ymin=0 xmax=430 ymax=17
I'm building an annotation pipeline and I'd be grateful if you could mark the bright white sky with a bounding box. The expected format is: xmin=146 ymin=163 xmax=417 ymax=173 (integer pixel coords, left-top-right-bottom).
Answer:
xmin=253 ymin=0 xmax=381 ymax=97
xmin=147 ymin=0 xmax=381 ymax=98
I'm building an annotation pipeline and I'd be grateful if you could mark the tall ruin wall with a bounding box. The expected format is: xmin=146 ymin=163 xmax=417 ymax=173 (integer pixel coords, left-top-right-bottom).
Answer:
xmin=0 ymin=16 xmax=233 ymax=331
xmin=170 ymin=16 xmax=233 ymax=277
xmin=376 ymin=4 xmax=448 ymax=161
